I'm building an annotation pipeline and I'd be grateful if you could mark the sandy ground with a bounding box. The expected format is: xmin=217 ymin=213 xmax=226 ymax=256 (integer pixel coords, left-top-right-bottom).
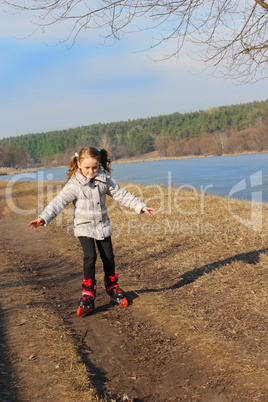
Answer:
xmin=0 ymin=181 xmax=268 ymax=401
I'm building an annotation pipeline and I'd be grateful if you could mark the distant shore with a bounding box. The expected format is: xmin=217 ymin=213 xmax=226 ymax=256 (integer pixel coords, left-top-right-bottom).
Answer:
xmin=112 ymin=151 xmax=211 ymax=164
xmin=112 ymin=150 xmax=268 ymax=164
xmin=0 ymin=167 xmax=37 ymax=176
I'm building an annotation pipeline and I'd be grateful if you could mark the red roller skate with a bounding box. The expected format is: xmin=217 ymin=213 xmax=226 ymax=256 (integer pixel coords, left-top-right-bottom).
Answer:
xmin=77 ymin=278 xmax=96 ymax=317
xmin=104 ymin=273 xmax=129 ymax=307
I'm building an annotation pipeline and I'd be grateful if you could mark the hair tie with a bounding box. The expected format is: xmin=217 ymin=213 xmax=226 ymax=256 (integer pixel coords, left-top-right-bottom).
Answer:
xmin=97 ymin=149 xmax=101 ymax=153
xmin=75 ymin=152 xmax=79 ymax=160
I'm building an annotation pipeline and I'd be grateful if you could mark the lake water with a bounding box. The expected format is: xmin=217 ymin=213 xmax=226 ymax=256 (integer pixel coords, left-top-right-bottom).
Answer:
xmin=1 ymin=153 xmax=268 ymax=203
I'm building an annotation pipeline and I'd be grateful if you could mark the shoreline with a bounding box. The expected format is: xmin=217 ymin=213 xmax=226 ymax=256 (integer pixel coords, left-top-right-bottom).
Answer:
xmin=1 ymin=150 xmax=267 ymax=175
xmin=112 ymin=149 xmax=268 ymax=164
xmin=0 ymin=167 xmax=37 ymax=176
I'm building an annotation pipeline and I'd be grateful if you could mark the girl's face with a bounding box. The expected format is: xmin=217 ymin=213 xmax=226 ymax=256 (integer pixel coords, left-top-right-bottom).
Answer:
xmin=78 ymin=157 xmax=100 ymax=179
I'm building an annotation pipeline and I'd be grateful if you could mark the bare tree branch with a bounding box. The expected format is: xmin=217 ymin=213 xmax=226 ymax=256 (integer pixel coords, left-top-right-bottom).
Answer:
xmin=1 ymin=0 xmax=268 ymax=82
xmin=255 ymin=0 xmax=268 ymax=12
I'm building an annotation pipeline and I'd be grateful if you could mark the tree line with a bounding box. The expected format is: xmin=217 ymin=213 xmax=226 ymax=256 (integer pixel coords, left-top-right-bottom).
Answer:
xmin=0 ymin=99 xmax=268 ymax=167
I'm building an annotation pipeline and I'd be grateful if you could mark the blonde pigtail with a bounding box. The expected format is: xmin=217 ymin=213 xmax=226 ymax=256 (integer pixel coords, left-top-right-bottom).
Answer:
xmin=67 ymin=154 xmax=79 ymax=182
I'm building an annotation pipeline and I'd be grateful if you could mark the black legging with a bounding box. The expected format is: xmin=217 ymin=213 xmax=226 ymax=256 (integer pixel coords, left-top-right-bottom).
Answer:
xmin=78 ymin=236 xmax=115 ymax=280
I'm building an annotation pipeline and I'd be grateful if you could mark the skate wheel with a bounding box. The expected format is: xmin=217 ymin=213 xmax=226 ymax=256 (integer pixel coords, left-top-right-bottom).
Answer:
xmin=77 ymin=306 xmax=93 ymax=317
xmin=121 ymin=297 xmax=129 ymax=307
xmin=109 ymin=296 xmax=129 ymax=307
xmin=77 ymin=306 xmax=83 ymax=317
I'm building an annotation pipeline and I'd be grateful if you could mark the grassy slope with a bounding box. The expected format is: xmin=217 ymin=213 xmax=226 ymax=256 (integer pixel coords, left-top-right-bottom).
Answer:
xmin=108 ymin=183 xmax=268 ymax=395
xmin=1 ymin=180 xmax=268 ymax=399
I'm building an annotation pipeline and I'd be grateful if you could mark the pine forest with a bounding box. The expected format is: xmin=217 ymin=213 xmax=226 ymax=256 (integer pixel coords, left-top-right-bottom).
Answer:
xmin=0 ymin=99 xmax=268 ymax=167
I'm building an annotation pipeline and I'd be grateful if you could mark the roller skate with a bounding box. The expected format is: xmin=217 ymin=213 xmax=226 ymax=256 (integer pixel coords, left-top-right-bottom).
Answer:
xmin=105 ymin=273 xmax=129 ymax=307
xmin=77 ymin=278 xmax=96 ymax=317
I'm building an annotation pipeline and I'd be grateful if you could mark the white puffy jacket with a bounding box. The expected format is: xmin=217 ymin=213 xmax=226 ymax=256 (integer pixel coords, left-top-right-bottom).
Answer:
xmin=39 ymin=169 xmax=146 ymax=239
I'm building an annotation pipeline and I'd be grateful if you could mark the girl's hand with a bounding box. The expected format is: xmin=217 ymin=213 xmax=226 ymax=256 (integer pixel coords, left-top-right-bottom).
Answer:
xmin=27 ymin=218 xmax=45 ymax=230
xmin=142 ymin=207 xmax=156 ymax=217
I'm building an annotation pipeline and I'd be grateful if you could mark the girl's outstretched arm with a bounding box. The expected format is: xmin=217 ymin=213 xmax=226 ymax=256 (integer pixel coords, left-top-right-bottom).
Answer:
xmin=141 ymin=207 xmax=156 ymax=217
xmin=27 ymin=217 xmax=45 ymax=231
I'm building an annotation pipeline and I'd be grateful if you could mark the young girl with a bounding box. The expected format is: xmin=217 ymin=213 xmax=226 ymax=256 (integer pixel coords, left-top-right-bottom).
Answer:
xmin=28 ymin=147 xmax=156 ymax=317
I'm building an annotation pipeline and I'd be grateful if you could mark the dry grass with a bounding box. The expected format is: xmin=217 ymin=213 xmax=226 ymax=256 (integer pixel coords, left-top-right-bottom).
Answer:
xmin=107 ymin=185 xmax=268 ymax=397
xmin=0 ymin=250 xmax=97 ymax=401
xmin=1 ymin=180 xmax=268 ymax=399
xmin=0 ymin=181 xmax=98 ymax=400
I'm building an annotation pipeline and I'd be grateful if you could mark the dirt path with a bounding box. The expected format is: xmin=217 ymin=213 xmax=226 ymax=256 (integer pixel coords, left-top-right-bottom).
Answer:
xmin=0 ymin=212 xmax=207 ymax=401
xmin=0 ymin=182 xmax=267 ymax=401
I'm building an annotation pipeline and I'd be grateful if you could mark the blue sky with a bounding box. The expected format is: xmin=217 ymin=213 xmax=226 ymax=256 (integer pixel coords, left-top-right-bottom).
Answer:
xmin=0 ymin=5 xmax=267 ymax=140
